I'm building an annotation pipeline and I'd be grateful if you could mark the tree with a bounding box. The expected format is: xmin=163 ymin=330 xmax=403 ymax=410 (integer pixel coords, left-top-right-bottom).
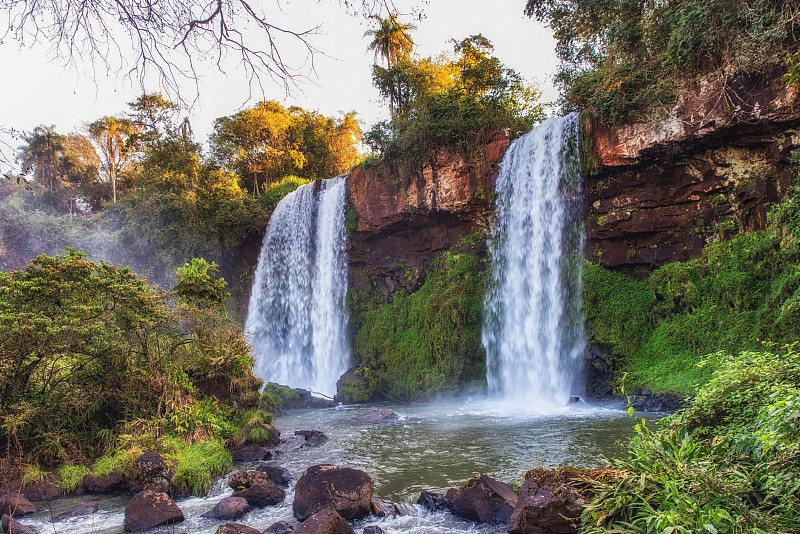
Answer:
xmin=87 ymin=117 xmax=139 ymax=203
xmin=18 ymin=126 xmax=67 ymax=192
xmin=365 ymin=13 xmax=417 ymax=117
xmin=0 ymin=1 xmax=400 ymax=103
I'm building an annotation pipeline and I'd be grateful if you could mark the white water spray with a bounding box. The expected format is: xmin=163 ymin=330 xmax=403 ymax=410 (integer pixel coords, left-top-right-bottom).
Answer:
xmin=245 ymin=176 xmax=350 ymax=397
xmin=483 ymin=114 xmax=585 ymax=412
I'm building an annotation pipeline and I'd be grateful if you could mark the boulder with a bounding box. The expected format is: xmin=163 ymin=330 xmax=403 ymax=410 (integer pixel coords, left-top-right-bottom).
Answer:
xmin=347 ymin=410 xmax=398 ymax=424
xmin=123 ymin=489 xmax=184 ymax=532
xmin=294 ymin=508 xmax=353 ymax=534
xmin=416 ymin=489 xmax=453 ymax=512
xmin=264 ymin=520 xmax=296 ymax=533
xmin=233 ymin=483 xmax=286 ymax=507
xmin=369 ymin=500 xmax=398 ymax=517
xmin=293 ymin=465 xmax=374 ymax=521
xmin=201 ymin=497 xmax=250 ymax=520
xmin=54 ymin=502 xmax=99 ymax=521
xmin=228 ymin=471 xmax=271 ymax=490
xmin=628 ymin=390 xmax=684 ymax=412
xmin=214 ymin=524 xmax=261 ymax=534
xmin=1 ymin=514 xmax=35 ymax=534
xmin=257 ymin=464 xmax=293 ymax=486
xmin=507 ymin=470 xmax=585 ymax=534
xmin=363 ymin=527 xmax=386 ymax=534
xmin=335 ymin=367 xmax=371 ymax=403
xmin=2 ymin=476 xmax=61 ymax=502
xmin=295 ymin=430 xmax=329 ymax=447
xmin=231 ymin=444 xmax=273 ymax=462
xmin=0 ymin=495 xmax=35 ymax=517
xmin=83 ymin=470 xmax=126 ymax=494
xmin=129 ymin=450 xmax=173 ymax=493
xmin=449 ymin=474 xmax=516 ymax=524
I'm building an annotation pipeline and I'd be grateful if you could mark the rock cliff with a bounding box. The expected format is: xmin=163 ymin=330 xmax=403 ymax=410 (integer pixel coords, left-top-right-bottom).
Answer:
xmin=346 ymin=133 xmax=510 ymax=294
xmin=586 ymin=71 xmax=800 ymax=272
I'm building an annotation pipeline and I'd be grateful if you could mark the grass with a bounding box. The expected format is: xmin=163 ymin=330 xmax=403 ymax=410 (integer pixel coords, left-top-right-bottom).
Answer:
xmin=171 ymin=439 xmax=232 ymax=495
xmin=58 ymin=464 xmax=91 ymax=493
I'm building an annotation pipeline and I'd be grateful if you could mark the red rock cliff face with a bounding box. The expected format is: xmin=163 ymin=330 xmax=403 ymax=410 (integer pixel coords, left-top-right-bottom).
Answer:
xmin=347 ymin=133 xmax=510 ymax=294
xmin=587 ymin=72 xmax=800 ymax=272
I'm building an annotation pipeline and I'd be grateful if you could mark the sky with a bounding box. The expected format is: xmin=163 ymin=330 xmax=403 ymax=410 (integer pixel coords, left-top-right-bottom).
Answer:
xmin=0 ymin=0 xmax=559 ymax=161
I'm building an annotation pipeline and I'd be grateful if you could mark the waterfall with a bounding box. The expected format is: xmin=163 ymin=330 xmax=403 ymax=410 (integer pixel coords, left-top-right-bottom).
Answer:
xmin=245 ymin=176 xmax=350 ymax=397
xmin=482 ymin=114 xmax=585 ymax=411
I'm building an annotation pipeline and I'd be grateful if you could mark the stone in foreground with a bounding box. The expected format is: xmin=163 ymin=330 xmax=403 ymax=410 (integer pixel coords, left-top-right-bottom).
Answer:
xmin=201 ymin=496 xmax=250 ymax=520
xmin=293 ymin=464 xmax=373 ymax=521
xmin=54 ymin=502 xmax=99 ymax=521
xmin=0 ymin=495 xmax=34 ymax=518
xmin=507 ymin=469 xmax=585 ymax=534
xmin=123 ymin=489 xmax=184 ymax=532
xmin=233 ymin=483 xmax=286 ymax=507
xmin=1 ymin=514 xmax=35 ymax=534
xmin=214 ymin=523 xmax=261 ymax=534
xmin=294 ymin=508 xmax=353 ymax=534
xmin=449 ymin=474 xmax=516 ymax=524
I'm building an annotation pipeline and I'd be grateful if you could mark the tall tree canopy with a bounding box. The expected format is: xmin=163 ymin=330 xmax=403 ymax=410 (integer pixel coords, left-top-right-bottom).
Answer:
xmin=87 ymin=117 xmax=140 ymax=203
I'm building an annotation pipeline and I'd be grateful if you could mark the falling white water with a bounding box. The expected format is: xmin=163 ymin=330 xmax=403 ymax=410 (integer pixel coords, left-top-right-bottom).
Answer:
xmin=245 ymin=176 xmax=350 ymax=397
xmin=483 ymin=114 xmax=585 ymax=412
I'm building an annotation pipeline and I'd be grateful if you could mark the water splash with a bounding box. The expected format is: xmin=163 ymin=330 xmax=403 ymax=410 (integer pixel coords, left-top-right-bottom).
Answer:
xmin=483 ymin=114 xmax=585 ymax=412
xmin=245 ymin=176 xmax=349 ymax=397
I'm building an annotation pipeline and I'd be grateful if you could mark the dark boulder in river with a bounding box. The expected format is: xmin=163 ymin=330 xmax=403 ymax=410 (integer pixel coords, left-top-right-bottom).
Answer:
xmin=295 ymin=430 xmax=329 ymax=447
xmin=83 ymin=470 xmax=126 ymax=494
xmin=293 ymin=464 xmax=373 ymax=521
xmin=363 ymin=526 xmax=386 ymax=534
xmin=1 ymin=476 xmax=61 ymax=502
xmin=123 ymin=489 xmax=184 ymax=532
xmin=214 ymin=524 xmax=262 ymax=534
xmin=0 ymin=495 xmax=35 ymax=517
xmin=233 ymin=483 xmax=286 ymax=507
xmin=347 ymin=409 xmax=399 ymax=424
xmin=256 ymin=464 xmax=293 ymax=486
xmin=54 ymin=501 xmax=99 ymax=521
xmin=201 ymin=496 xmax=250 ymax=520
xmin=449 ymin=474 xmax=516 ymax=524
xmin=129 ymin=450 xmax=172 ymax=493
xmin=228 ymin=470 xmax=272 ymax=490
xmin=230 ymin=444 xmax=273 ymax=462
xmin=294 ymin=508 xmax=353 ymax=534
xmin=264 ymin=520 xmax=296 ymax=533
xmin=417 ymin=489 xmax=454 ymax=512
xmin=507 ymin=468 xmax=585 ymax=534
xmin=1 ymin=514 xmax=35 ymax=534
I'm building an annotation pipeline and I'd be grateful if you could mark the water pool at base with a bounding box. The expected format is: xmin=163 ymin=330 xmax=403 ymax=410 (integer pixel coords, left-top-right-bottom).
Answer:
xmin=24 ymin=399 xmax=660 ymax=534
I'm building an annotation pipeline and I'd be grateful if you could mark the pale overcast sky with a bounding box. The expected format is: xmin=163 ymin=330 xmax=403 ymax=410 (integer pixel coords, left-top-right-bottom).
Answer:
xmin=0 ymin=0 xmax=558 ymax=157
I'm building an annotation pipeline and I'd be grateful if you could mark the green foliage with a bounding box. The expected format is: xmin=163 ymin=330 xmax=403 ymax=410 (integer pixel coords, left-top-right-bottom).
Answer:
xmin=582 ymin=348 xmax=800 ymax=533
xmin=584 ymin=218 xmax=800 ymax=394
xmin=171 ymin=439 xmax=232 ymax=495
xmin=261 ymin=382 xmax=301 ymax=409
xmin=58 ymin=464 xmax=91 ymax=493
xmin=527 ymin=0 xmax=800 ymax=123
xmin=174 ymin=258 xmax=230 ymax=307
xmin=352 ymin=251 xmax=488 ymax=400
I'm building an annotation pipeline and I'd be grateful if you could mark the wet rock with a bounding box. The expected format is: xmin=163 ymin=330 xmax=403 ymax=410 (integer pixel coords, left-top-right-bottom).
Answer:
xmin=507 ymin=469 xmax=585 ymax=534
xmin=294 ymin=508 xmax=353 ymax=534
xmin=416 ymin=490 xmax=453 ymax=512
xmin=1 ymin=514 xmax=35 ymax=534
xmin=123 ymin=489 xmax=184 ymax=532
xmin=54 ymin=502 xmax=98 ymax=521
xmin=293 ymin=464 xmax=374 ymax=521
xmin=294 ymin=430 xmax=329 ymax=447
xmin=363 ymin=527 xmax=385 ymax=534
xmin=228 ymin=471 xmax=272 ymax=490
xmin=83 ymin=470 xmax=126 ymax=494
xmin=230 ymin=444 xmax=273 ymax=462
xmin=0 ymin=495 xmax=34 ymax=517
xmin=264 ymin=520 xmax=296 ymax=533
xmin=2 ymin=476 xmax=61 ymax=502
xmin=201 ymin=497 xmax=250 ymax=520
xmin=369 ymin=499 xmax=398 ymax=517
xmin=449 ymin=474 xmax=517 ymax=524
xmin=257 ymin=464 xmax=293 ymax=486
xmin=214 ymin=524 xmax=261 ymax=534
xmin=335 ymin=367 xmax=372 ymax=403
xmin=129 ymin=450 xmax=173 ymax=493
xmin=233 ymin=483 xmax=286 ymax=507
xmin=347 ymin=410 xmax=398 ymax=424
xmin=628 ymin=390 xmax=684 ymax=412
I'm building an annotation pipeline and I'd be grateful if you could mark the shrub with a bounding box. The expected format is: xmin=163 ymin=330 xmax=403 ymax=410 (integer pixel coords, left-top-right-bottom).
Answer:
xmin=171 ymin=439 xmax=232 ymax=495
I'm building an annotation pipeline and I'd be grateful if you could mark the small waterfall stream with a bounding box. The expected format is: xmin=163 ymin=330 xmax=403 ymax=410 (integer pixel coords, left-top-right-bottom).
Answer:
xmin=245 ymin=176 xmax=349 ymax=397
xmin=483 ymin=114 xmax=585 ymax=411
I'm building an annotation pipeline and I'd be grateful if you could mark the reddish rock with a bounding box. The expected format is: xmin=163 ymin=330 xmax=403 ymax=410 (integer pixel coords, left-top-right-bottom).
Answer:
xmin=293 ymin=508 xmax=353 ymax=534
xmin=347 ymin=132 xmax=510 ymax=295
xmin=264 ymin=520 xmax=296 ymax=533
xmin=256 ymin=464 xmax=293 ymax=486
xmin=123 ymin=489 xmax=184 ymax=532
xmin=507 ymin=470 xmax=585 ymax=534
xmin=83 ymin=471 xmax=126 ymax=494
xmin=129 ymin=450 xmax=173 ymax=493
xmin=293 ymin=465 xmax=373 ymax=521
xmin=294 ymin=430 xmax=329 ymax=447
xmin=449 ymin=474 xmax=516 ymax=524
xmin=0 ymin=495 xmax=34 ymax=518
xmin=54 ymin=502 xmax=99 ymax=521
xmin=201 ymin=496 xmax=250 ymax=520
xmin=214 ymin=524 xmax=262 ymax=534
xmin=2 ymin=476 xmax=61 ymax=502
xmin=228 ymin=470 xmax=272 ymax=490
xmin=230 ymin=444 xmax=273 ymax=462
xmin=1 ymin=514 xmax=35 ymax=534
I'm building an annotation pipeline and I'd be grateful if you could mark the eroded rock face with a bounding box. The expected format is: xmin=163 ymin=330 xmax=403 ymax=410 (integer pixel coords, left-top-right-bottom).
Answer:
xmin=201 ymin=496 xmax=250 ymax=520
xmin=449 ymin=474 xmax=517 ymax=524
xmin=347 ymin=133 xmax=510 ymax=295
xmin=257 ymin=464 xmax=293 ymax=486
xmin=292 ymin=465 xmax=373 ymax=521
xmin=54 ymin=502 xmax=99 ymax=521
xmin=0 ymin=495 xmax=35 ymax=518
xmin=1 ymin=514 xmax=35 ymax=534
xmin=233 ymin=483 xmax=286 ymax=508
xmin=123 ymin=490 xmax=184 ymax=532
xmin=129 ymin=450 xmax=173 ymax=493
xmin=586 ymin=73 xmax=800 ymax=272
xmin=83 ymin=471 xmax=126 ymax=494
xmin=214 ymin=524 xmax=262 ymax=534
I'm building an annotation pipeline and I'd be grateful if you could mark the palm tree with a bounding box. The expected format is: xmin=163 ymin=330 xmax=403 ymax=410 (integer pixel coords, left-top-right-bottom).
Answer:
xmin=365 ymin=13 xmax=415 ymax=68
xmin=18 ymin=125 xmax=67 ymax=191
xmin=87 ymin=116 xmax=137 ymax=202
